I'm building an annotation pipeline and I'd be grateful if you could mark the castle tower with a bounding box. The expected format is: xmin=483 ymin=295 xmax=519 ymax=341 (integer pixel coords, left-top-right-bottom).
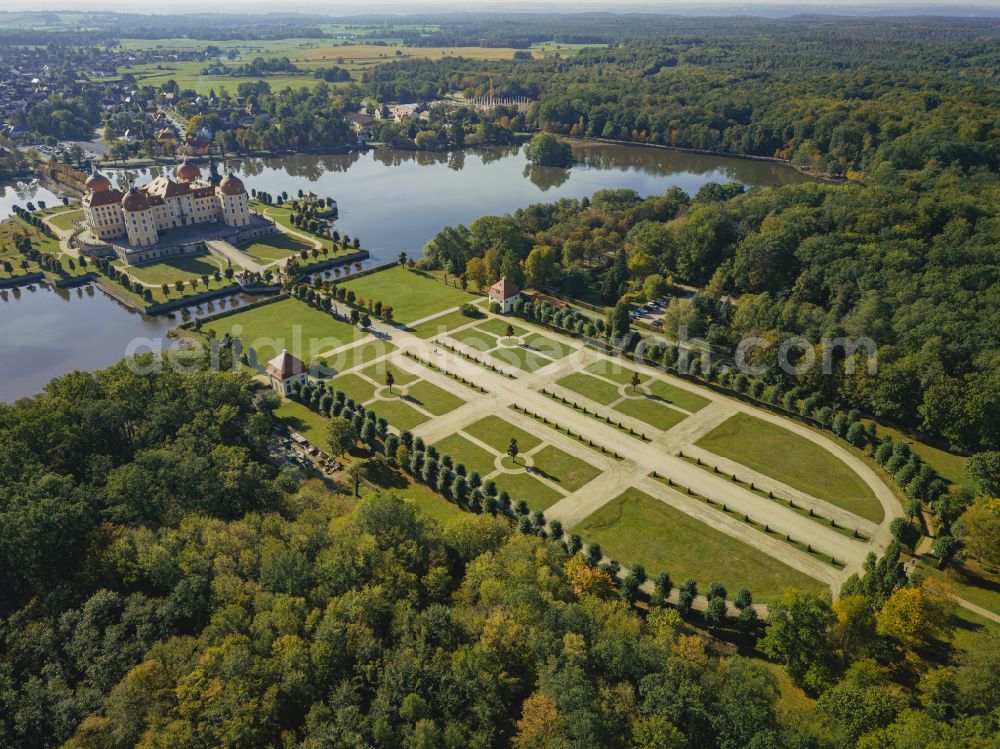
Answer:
xmin=121 ymin=187 xmax=158 ymax=246
xmin=81 ymin=169 xmax=125 ymax=240
xmin=176 ymin=160 xmax=200 ymax=183
xmin=216 ymin=172 xmax=250 ymax=227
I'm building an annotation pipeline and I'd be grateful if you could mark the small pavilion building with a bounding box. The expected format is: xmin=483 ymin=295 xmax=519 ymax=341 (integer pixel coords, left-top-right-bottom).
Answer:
xmin=488 ymin=277 xmax=521 ymax=314
xmin=266 ymin=350 xmax=308 ymax=396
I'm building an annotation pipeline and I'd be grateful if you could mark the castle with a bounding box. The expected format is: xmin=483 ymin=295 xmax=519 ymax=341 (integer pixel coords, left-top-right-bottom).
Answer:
xmin=81 ymin=157 xmax=251 ymax=249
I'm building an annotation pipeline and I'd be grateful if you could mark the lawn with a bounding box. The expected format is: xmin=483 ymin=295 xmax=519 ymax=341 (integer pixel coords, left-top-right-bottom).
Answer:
xmin=396 ymin=481 xmax=463 ymax=525
xmin=494 ymin=471 xmax=565 ymax=512
xmin=464 ymin=415 xmax=542 ymax=454
xmin=275 ymin=399 xmax=331 ymax=453
xmin=572 ymin=488 xmax=828 ymax=602
xmin=361 ymin=360 xmax=419 ymax=386
xmin=328 ymin=373 xmax=378 ymax=404
xmin=122 ymin=253 xmax=228 ymax=286
xmin=208 ymin=297 xmax=365 ymax=363
xmin=340 ymin=265 xmax=477 ymax=325
xmin=323 ymin=338 xmax=396 ymax=373
xmin=867 ymin=421 xmax=971 ymax=492
xmin=556 ymin=372 xmax=622 ymax=405
xmin=523 ymin=333 xmax=574 ymax=360
xmin=647 ymin=379 xmax=711 ymax=413
xmin=696 ymin=413 xmax=884 ymax=523
xmin=239 ymin=232 xmax=314 ymax=263
xmin=433 ymin=434 xmax=498 ymax=478
xmin=410 ymin=310 xmax=478 ymax=338
xmin=478 ymin=318 xmax=527 ymax=337
xmin=491 ymin=344 xmax=553 ymax=373
xmin=918 ymin=559 xmax=1000 ymax=616
xmin=614 ymin=397 xmax=688 ymax=432
xmin=405 ymin=379 xmax=466 ymax=416
xmin=363 ymin=458 xmax=463 ymax=525
xmin=450 ymin=326 xmax=498 ymax=352
xmin=373 ymin=398 xmax=430 ymax=431
xmin=531 ymin=445 xmax=601 ymax=492
xmin=585 ymin=359 xmax=646 ymax=386
xmin=48 ymin=208 xmax=83 ymax=232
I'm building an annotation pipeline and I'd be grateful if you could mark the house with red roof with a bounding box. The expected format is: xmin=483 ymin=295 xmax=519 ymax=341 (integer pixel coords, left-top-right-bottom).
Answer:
xmin=266 ymin=350 xmax=309 ymax=396
xmin=488 ymin=277 xmax=521 ymax=314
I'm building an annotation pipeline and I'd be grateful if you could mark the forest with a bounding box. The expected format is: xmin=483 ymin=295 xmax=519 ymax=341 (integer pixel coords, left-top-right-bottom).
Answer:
xmin=1 ymin=355 xmax=997 ymax=749
xmin=423 ymin=164 xmax=999 ymax=456
xmin=363 ymin=20 xmax=1000 ymax=177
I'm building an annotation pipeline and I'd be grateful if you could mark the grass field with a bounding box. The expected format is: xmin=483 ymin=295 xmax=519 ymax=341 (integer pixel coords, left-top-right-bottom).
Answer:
xmin=494 ymin=471 xmax=565 ymax=512
xmin=478 ymin=318 xmax=527 ymax=337
xmin=615 ymin=397 xmax=688 ymax=432
xmin=275 ymin=399 xmax=331 ymax=453
xmin=696 ymin=413 xmax=884 ymax=523
xmin=48 ymin=208 xmax=83 ymax=231
xmin=572 ymin=488 xmax=828 ymax=602
xmin=0 ymin=217 xmax=88 ymax=281
xmin=585 ymin=359 xmax=647 ymax=386
xmin=328 ymin=372 xmax=378 ymax=404
xmin=393 ymin=480 xmax=463 ymax=525
xmin=411 ymin=310 xmax=479 ymax=339
xmin=340 ymin=266 xmax=477 ymax=325
xmin=450 ymin=326 xmax=497 ymax=352
xmin=405 ymin=379 xmax=466 ymax=416
xmin=302 ymin=43 xmax=530 ymax=63
xmin=918 ymin=559 xmax=1000 ymax=616
xmin=464 ymin=415 xmax=542 ymax=454
xmin=556 ymin=372 xmax=623 ymax=405
xmin=322 ymin=338 xmax=396 ymax=372
xmin=239 ymin=232 xmax=313 ymax=263
xmin=119 ymin=253 xmax=228 ymax=286
xmin=491 ymin=344 xmax=553 ymax=372
xmin=433 ymin=434 xmax=498 ymax=478
xmin=867 ymin=421 xmax=971 ymax=492
xmin=523 ymin=333 xmax=574 ymax=360
xmin=208 ymin=298 xmax=364 ymax=363
xmin=531 ymin=445 xmax=601 ymax=492
xmin=360 ymin=360 xmax=419 ymax=386
xmin=374 ymin=398 xmax=430 ymax=431
xmin=647 ymin=379 xmax=711 ymax=413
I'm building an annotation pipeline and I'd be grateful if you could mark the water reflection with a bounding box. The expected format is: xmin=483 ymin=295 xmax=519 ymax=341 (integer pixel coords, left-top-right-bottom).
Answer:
xmin=523 ymin=163 xmax=572 ymax=191
xmin=2 ymin=142 xmax=810 ymax=400
xmin=114 ymin=143 xmax=808 ymax=262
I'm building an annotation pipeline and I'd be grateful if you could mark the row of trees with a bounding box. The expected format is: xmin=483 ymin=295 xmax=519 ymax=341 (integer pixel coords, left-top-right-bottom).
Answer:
xmin=1 ymin=334 xmax=996 ymax=747
xmin=423 ymin=170 xmax=999 ymax=455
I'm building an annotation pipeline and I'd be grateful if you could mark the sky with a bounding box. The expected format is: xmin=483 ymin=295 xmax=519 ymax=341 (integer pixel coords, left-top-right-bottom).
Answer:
xmin=3 ymin=1 xmax=999 ymax=13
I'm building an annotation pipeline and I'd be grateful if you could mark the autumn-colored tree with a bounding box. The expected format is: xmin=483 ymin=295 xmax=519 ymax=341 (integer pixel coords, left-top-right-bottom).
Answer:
xmin=876 ymin=579 xmax=956 ymax=651
xmin=563 ymin=554 xmax=616 ymax=599
xmin=513 ymin=693 xmax=564 ymax=749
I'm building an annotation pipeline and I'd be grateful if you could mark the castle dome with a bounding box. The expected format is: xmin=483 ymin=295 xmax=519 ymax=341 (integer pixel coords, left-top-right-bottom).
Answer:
xmin=85 ymin=171 xmax=111 ymax=192
xmin=121 ymin=187 xmax=150 ymax=212
xmin=175 ymin=160 xmax=200 ymax=182
xmin=218 ymin=172 xmax=246 ymax=196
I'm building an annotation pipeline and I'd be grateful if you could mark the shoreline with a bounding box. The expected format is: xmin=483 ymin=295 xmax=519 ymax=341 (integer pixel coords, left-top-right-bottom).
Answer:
xmin=563 ymin=136 xmax=846 ymax=182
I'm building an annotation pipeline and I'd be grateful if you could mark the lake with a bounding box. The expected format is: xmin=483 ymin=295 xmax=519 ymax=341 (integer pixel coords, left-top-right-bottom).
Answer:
xmin=1 ymin=142 xmax=808 ymax=401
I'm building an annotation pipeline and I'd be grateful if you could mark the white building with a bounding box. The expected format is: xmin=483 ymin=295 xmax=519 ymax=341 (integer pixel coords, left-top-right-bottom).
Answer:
xmin=266 ymin=350 xmax=309 ymax=396
xmin=488 ymin=278 xmax=521 ymax=314
xmin=81 ymin=159 xmax=251 ymax=250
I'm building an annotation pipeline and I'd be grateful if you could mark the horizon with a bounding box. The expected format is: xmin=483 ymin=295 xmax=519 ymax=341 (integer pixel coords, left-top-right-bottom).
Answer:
xmin=2 ymin=1 xmax=1000 ymax=17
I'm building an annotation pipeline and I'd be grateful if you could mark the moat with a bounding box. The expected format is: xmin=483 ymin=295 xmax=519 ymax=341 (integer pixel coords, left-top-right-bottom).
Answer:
xmin=1 ymin=142 xmax=810 ymax=401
